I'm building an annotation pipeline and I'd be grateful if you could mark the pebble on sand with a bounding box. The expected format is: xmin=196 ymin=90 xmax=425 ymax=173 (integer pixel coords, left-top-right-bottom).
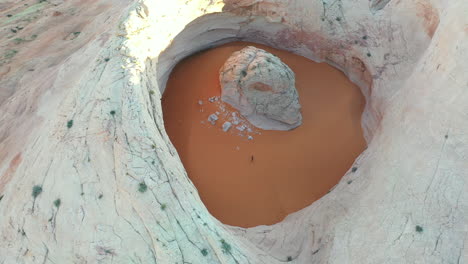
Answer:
xmin=208 ymin=113 xmax=218 ymax=125
xmin=222 ymin=122 xmax=232 ymax=132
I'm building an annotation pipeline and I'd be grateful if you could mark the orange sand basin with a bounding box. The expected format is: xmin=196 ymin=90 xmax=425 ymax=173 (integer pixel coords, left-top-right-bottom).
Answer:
xmin=162 ymin=42 xmax=366 ymax=227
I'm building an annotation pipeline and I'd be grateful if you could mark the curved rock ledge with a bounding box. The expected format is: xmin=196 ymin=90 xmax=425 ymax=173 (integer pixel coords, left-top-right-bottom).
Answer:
xmin=0 ymin=0 xmax=466 ymax=263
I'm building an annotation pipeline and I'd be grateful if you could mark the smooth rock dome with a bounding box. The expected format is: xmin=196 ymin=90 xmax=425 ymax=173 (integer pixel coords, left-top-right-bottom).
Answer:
xmin=219 ymin=46 xmax=302 ymax=130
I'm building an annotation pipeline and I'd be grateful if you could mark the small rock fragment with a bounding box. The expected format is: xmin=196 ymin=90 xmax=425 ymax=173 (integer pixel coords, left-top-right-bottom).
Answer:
xmin=208 ymin=114 xmax=218 ymax=125
xmin=248 ymin=136 xmax=253 ymax=140
xmin=236 ymin=125 xmax=246 ymax=132
xmin=198 ymin=100 xmax=203 ymax=105
xmin=208 ymin=96 xmax=219 ymax=103
xmin=222 ymin=122 xmax=232 ymax=132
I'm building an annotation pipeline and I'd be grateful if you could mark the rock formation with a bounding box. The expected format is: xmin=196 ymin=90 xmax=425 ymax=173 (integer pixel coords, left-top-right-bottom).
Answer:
xmin=220 ymin=46 xmax=302 ymax=130
xmin=0 ymin=0 xmax=467 ymax=263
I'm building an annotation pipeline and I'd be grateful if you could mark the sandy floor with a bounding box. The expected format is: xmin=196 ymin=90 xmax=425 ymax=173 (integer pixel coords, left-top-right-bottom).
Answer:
xmin=162 ymin=42 xmax=366 ymax=227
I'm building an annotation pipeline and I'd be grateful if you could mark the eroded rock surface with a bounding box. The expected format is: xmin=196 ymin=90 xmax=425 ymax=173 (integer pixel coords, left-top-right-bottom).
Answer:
xmin=0 ymin=0 xmax=467 ymax=263
xmin=220 ymin=46 xmax=302 ymax=130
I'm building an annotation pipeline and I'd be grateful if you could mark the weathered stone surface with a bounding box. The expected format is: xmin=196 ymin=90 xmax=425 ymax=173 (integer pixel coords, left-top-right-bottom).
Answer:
xmin=220 ymin=46 xmax=302 ymax=130
xmin=0 ymin=0 xmax=467 ymax=263
xmin=208 ymin=113 xmax=219 ymax=124
xmin=222 ymin=121 xmax=232 ymax=131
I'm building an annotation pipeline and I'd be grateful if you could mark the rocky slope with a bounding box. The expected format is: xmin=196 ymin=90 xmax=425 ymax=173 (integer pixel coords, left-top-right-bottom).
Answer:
xmin=0 ymin=0 xmax=467 ymax=263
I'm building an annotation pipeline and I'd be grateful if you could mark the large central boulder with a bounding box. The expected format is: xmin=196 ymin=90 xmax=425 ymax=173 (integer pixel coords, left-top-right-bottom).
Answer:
xmin=219 ymin=46 xmax=302 ymax=130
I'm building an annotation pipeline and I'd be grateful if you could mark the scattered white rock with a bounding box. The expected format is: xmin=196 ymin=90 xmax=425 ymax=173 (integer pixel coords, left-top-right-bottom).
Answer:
xmin=208 ymin=96 xmax=219 ymax=103
xmin=248 ymin=135 xmax=253 ymax=140
xmin=236 ymin=125 xmax=246 ymax=132
xmin=208 ymin=113 xmax=218 ymax=125
xmin=198 ymin=100 xmax=203 ymax=105
xmin=222 ymin=122 xmax=232 ymax=132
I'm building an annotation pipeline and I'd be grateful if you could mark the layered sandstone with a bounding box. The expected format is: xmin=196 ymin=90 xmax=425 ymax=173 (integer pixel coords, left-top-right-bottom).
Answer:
xmin=0 ymin=0 xmax=466 ymax=263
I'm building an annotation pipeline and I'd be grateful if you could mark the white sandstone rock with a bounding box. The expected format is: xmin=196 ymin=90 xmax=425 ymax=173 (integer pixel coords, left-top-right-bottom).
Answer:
xmin=208 ymin=113 xmax=218 ymax=124
xmin=0 ymin=0 xmax=466 ymax=263
xmin=222 ymin=121 xmax=232 ymax=132
xmin=220 ymin=46 xmax=302 ymax=130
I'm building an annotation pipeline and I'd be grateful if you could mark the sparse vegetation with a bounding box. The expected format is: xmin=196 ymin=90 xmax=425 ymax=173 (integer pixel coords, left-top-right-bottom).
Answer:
xmin=241 ymin=70 xmax=247 ymax=77
xmin=98 ymin=194 xmax=103 ymax=199
xmin=220 ymin=239 xmax=232 ymax=254
xmin=351 ymin=167 xmax=358 ymax=173
xmin=200 ymin=248 xmax=208 ymax=256
xmin=367 ymin=52 xmax=372 ymax=57
xmin=4 ymin=50 xmax=18 ymax=59
xmin=13 ymin=26 xmax=23 ymax=32
xmin=138 ymin=182 xmax=147 ymax=193
xmin=415 ymin=225 xmax=423 ymax=233
xmin=362 ymin=35 xmax=368 ymax=40
xmin=67 ymin=120 xmax=73 ymax=128
xmin=160 ymin=203 xmax=167 ymax=210
xmin=54 ymin=198 xmax=61 ymax=208
xmin=104 ymin=58 xmax=110 ymax=62
xmin=110 ymin=110 xmax=116 ymax=116
xmin=149 ymin=90 xmax=155 ymax=95
xmin=287 ymin=256 xmax=293 ymax=262
xmin=13 ymin=38 xmax=25 ymax=44
xmin=347 ymin=180 xmax=353 ymax=184
xmin=336 ymin=17 xmax=341 ymax=21
xmin=151 ymin=144 xmax=156 ymax=149
xmin=73 ymin=32 xmax=81 ymax=36
xmin=32 ymin=185 xmax=43 ymax=198
xmin=7 ymin=14 xmax=12 ymax=17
